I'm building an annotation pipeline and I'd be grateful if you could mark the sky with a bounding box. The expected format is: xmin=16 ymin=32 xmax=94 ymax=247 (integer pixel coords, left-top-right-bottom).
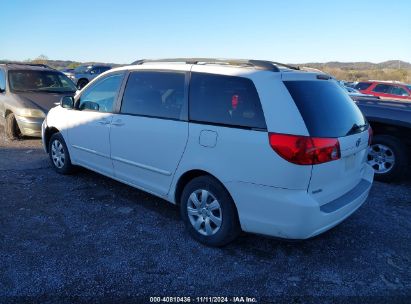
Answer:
xmin=1 ymin=0 xmax=410 ymax=64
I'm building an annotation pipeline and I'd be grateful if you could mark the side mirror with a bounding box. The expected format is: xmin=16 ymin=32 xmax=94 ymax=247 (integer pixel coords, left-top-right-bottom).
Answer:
xmin=60 ymin=96 xmax=74 ymax=109
xmin=79 ymin=101 xmax=99 ymax=111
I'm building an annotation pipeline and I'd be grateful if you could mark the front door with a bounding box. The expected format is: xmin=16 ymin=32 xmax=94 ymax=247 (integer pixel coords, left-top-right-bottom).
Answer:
xmin=66 ymin=72 xmax=124 ymax=176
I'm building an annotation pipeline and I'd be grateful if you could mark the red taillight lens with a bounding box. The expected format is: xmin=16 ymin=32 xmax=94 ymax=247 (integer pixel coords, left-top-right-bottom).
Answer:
xmin=268 ymin=133 xmax=341 ymax=165
xmin=368 ymin=126 xmax=373 ymax=146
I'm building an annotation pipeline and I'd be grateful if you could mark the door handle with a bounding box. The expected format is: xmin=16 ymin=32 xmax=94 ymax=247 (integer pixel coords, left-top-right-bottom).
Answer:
xmin=112 ymin=119 xmax=124 ymax=126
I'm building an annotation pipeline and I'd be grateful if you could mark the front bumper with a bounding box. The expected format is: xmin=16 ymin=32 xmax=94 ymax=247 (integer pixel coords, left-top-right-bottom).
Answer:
xmin=41 ymin=118 xmax=48 ymax=152
xmin=224 ymin=164 xmax=374 ymax=239
xmin=15 ymin=115 xmax=44 ymax=137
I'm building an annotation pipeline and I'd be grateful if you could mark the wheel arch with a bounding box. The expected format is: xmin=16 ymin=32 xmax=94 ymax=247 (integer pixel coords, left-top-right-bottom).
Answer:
xmin=173 ymin=169 xmax=239 ymax=215
xmin=44 ymin=126 xmax=61 ymax=153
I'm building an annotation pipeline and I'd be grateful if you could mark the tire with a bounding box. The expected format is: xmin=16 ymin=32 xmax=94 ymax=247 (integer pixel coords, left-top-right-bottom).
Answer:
xmin=77 ymin=79 xmax=88 ymax=90
xmin=5 ymin=113 xmax=21 ymax=140
xmin=367 ymin=135 xmax=409 ymax=182
xmin=48 ymin=132 xmax=74 ymax=175
xmin=180 ymin=176 xmax=240 ymax=247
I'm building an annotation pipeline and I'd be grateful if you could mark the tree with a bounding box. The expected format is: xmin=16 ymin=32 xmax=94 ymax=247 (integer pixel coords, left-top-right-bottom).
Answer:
xmin=32 ymin=54 xmax=49 ymax=65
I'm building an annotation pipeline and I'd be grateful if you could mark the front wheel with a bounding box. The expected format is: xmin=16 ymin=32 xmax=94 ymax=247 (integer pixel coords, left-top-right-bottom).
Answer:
xmin=48 ymin=132 xmax=74 ymax=174
xmin=367 ymin=135 xmax=409 ymax=182
xmin=5 ymin=113 xmax=21 ymax=140
xmin=180 ymin=176 xmax=240 ymax=247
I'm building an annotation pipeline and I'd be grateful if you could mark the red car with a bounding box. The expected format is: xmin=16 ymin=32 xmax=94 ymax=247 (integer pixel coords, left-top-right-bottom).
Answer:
xmin=354 ymin=81 xmax=411 ymax=101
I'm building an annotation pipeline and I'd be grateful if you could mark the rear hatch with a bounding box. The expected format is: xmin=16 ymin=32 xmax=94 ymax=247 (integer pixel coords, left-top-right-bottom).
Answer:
xmin=283 ymin=75 xmax=370 ymax=205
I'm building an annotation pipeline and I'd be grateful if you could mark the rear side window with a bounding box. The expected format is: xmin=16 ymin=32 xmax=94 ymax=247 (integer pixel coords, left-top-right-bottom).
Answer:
xmin=372 ymin=84 xmax=391 ymax=93
xmin=189 ymin=73 xmax=266 ymax=129
xmin=355 ymin=82 xmax=372 ymax=90
xmin=389 ymin=86 xmax=409 ymax=96
xmin=284 ymin=81 xmax=366 ymax=138
xmin=121 ymin=71 xmax=186 ymax=120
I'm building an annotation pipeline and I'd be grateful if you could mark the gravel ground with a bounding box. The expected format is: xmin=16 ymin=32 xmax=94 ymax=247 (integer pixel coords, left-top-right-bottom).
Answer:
xmin=0 ymin=128 xmax=410 ymax=303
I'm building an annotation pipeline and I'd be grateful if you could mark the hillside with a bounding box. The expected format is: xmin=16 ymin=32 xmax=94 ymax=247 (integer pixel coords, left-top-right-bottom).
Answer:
xmin=1 ymin=57 xmax=410 ymax=83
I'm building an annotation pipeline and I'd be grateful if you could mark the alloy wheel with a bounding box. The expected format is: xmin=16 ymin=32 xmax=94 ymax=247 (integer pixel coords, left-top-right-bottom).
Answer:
xmin=367 ymin=144 xmax=395 ymax=174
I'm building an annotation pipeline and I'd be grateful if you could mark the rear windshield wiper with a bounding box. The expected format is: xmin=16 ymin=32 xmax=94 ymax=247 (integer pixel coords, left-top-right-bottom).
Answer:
xmin=346 ymin=123 xmax=368 ymax=136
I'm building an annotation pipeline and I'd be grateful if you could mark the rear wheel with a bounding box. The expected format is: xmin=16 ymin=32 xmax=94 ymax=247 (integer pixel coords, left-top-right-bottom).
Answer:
xmin=5 ymin=113 xmax=21 ymax=140
xmin=367 ymin=135 xmax=408 ymax=182
xmin=180 ymin=176 xmax=240 ymax=247
xmin=48 ymin=132 xmax=74 ymax=174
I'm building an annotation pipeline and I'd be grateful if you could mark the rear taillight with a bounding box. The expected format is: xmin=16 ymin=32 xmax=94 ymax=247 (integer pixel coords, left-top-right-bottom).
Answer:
xmin=268 ymin=133 xmax=341 ymax=165
xmin=368 ymin=126 xmax=373 ymax=146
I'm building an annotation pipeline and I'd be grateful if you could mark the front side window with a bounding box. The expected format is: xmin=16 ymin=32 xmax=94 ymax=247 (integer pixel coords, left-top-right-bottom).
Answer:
xmin=79 ymin=73 xmax=123 ymax=112
xmin=0 ymin=69 xmax=5 ymax=92
xmin=189 ymin=73 xmax=266 ymax=129
xmin=120 ymin=71 xmax=186 ymax=120
xmin=372 ymin=84 xmax=391 ymax=93
xmin=8 ymin=70 xmax=77 ymax=93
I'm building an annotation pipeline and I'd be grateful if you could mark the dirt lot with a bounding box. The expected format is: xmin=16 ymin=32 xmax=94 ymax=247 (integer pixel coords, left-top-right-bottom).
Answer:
xmin=0 ymin=128 xmax=410 ymax=303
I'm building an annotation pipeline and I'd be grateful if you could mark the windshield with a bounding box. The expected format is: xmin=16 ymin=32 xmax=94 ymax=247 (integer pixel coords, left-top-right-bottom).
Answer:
xmin=9 ymin=70 xmax=77 ymax=93
xmin=284 ymin=80 xmax=367 ymax=138
xmin=74 ymin=65 xmax=91 ymax=73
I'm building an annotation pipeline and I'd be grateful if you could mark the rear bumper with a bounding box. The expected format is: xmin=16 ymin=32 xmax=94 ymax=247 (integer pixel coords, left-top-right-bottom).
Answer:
xmin=15 ymin=115 xmax=43 ymax=137
xmin=224 ymin=164 xmax=374 ymax=239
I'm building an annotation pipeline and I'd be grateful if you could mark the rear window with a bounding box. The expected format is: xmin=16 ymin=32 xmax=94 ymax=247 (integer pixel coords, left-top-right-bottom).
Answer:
xmin=189 ymin=73 xmax=266 ymax=129
xmin=355 ymin=82 xmax=372 ymax=90
xmin=284 ymin=81 xmax=366 ymax=138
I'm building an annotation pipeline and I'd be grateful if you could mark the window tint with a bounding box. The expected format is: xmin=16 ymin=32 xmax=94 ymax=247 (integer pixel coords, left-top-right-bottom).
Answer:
xmin=99 ymin=67 xmax=111 ymax=73
xmin=121 ymin=71 xmax=186 ymax=120
xmin=284 ymin=81 xmax=367 ymax=138
xmin=372 ymin=84 xmax=391 ymax=93
xmin=0 ymin=69 xmax=5 ymax=91
xmin=354 ymin=82 xmax=372 ymax=90
xmin=79 ymin=73 xmax=123 ymax=112
xmin=189 ymin=73 xmax=266 ymax=129
xmin=389 ymin=86 xmax=409 ymax=96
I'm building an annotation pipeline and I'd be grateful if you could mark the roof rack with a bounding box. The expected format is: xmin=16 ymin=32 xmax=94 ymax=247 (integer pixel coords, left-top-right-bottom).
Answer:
xmin=131 ymin=58 xmax=300 ymax=72
xmin=0 ymin=61 xmax=50 ymax=68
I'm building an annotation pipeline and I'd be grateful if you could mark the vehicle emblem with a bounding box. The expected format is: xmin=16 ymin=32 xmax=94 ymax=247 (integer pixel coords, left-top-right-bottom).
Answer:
xmin=356 ymin=138 xmax=361 ymax=147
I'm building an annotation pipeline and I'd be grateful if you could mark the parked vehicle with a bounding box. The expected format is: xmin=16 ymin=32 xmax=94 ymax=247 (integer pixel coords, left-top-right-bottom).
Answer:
xmin=42 ymin=58 xmax=374 ymax=246
xmin=0 ymin=63 xmax=77 ymax=139
xmin=355 ymin=98 xmax=411 ymax=182
xmin=65 ymin=64 xmax=112 ymax=89
xmin=60 ymin=68 xmax=74 ymax=76
xmin=338 ymin=82 xmax=380 ymax=101
xmin=354 ymin=81 xmax=411 ymax=101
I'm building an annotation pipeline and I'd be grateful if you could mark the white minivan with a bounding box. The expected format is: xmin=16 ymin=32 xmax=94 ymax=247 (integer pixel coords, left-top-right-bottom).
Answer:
xmin=42 ymin=59 xmax=374 ymax=246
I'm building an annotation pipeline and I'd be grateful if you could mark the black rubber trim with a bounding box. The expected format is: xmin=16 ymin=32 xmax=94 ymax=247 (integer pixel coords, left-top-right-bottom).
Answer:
xmin=320 ymin=179 xmax=371 ymax=213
